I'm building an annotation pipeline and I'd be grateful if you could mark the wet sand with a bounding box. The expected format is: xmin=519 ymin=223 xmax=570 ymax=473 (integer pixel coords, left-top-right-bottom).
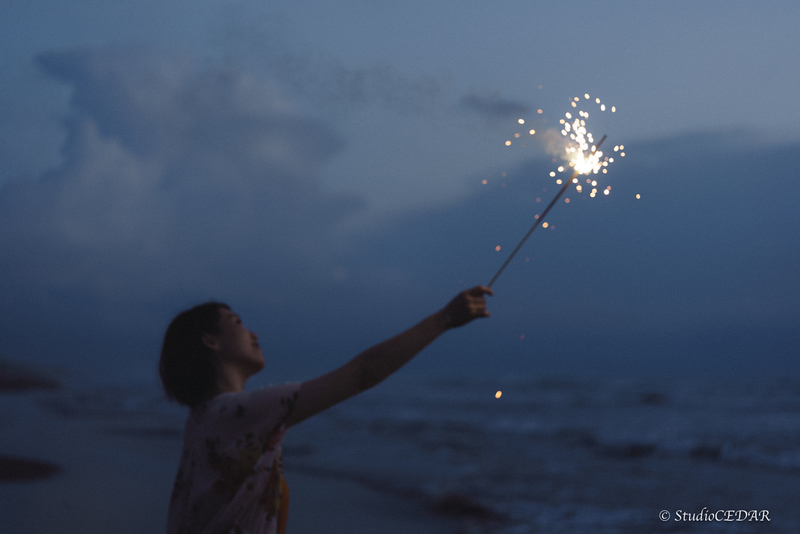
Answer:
xmin=1 ymin=360 xmax=63 ymax=484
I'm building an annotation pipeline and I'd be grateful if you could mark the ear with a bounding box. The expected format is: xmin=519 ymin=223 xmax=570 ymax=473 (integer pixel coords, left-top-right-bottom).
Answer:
xmin=202 ymin=332 xmax=220 ymax=352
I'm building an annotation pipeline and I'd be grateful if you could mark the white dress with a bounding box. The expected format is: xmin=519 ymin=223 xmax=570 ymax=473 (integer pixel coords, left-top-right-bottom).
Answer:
xmin=167 ymin=383 xmax=300 ymax=534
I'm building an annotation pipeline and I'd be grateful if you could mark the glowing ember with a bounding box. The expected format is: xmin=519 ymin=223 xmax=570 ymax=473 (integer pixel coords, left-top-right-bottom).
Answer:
xmin=495 ymin=391 xmax=502 ymax=399
xmin=487 ymin=94 xmax=627 ymax=288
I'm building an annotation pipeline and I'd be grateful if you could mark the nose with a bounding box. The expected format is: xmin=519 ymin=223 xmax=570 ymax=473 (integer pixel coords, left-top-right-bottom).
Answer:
xmin=250 ymin=331 xmax=258 ymax=342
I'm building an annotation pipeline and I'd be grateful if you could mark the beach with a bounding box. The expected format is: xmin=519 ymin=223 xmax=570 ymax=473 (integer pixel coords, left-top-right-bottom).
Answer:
xmin=0 ymin=361 xmax=464 ymax=534
xmin=3 ymin=359 xmax=800 ymax=533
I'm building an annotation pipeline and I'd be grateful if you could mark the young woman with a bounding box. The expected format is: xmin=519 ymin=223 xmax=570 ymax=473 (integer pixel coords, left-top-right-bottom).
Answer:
xmin=159 ymin=285 xmax=492 ymax=534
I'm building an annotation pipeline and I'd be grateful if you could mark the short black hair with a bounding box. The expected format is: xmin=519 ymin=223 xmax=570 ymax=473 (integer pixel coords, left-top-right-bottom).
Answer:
xmin=159 ymin=302 xmax=230 ymax=407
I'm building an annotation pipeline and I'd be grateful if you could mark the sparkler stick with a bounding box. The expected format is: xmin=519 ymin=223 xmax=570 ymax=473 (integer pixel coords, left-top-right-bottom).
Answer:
xmin=487 ymin=134 xmax=607 ymax=288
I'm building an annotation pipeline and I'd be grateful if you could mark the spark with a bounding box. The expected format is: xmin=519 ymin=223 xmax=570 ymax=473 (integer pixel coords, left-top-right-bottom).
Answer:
xmin=486 ymin=94 xmax=627 ymax=287
xmin=495 ymin=391 xmax=502 ymax=399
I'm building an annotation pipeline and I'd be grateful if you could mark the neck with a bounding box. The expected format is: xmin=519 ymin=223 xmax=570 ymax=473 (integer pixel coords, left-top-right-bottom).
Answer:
xmin=214 ymin=362 xmax=249 ymax=395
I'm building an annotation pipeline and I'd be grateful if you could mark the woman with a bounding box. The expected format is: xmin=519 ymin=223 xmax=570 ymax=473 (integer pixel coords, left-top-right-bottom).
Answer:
xmin=160 ymin=286 xmax=492 ymax=534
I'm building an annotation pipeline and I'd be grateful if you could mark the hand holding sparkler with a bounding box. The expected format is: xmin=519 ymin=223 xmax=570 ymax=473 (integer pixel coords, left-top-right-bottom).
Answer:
xmin=440 ymin=285 xmax=493 ymax=329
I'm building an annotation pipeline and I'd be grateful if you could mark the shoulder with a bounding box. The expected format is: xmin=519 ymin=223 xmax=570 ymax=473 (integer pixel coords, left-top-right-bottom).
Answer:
xmin=236 ymin=382 xmax=301 ymax=413
xmin=193 ymin=383 xmax=301 ymax=432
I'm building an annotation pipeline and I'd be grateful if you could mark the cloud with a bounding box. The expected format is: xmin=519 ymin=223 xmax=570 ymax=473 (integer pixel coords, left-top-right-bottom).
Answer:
xmin=458 ymin=94 xmax=530 ymax=120
xmin=0 ymin=48 xmax=364 ymax=322
xmin=353 ymin=130 xmax=800 ymax=376
xmin=264 ymin=52 xmax=444 ymax=115
xmin=208 ymin=7 xmax=445 ymax=116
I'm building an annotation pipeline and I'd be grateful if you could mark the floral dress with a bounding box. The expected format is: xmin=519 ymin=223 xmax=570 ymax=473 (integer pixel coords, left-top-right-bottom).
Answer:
xmin=167 ymin=383 xmax=300 ymax=534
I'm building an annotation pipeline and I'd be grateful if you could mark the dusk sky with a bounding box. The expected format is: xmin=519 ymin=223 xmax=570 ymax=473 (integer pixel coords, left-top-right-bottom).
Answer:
xmin=1 ymin=1 xmax=798 ymax=386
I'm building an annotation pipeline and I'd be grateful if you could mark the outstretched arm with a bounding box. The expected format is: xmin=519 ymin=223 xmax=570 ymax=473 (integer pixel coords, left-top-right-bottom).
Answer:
xmin=285 ymin=286 xmax=493 ymax=427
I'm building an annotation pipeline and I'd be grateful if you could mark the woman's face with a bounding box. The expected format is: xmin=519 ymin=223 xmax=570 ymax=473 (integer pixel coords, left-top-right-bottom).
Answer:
xmin=208 ymin=308 xmax=265 ymax=374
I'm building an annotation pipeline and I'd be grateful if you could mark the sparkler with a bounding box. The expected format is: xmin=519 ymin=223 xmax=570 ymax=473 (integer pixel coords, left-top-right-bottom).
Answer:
xmin=488 ymin=95 xmax=622 ymax=288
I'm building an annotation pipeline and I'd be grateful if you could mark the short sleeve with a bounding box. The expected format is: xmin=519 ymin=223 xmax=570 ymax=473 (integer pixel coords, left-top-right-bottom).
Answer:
xmin=168 ymin=383 xmax=302 ymax=534
xmin=206 ymin=383 xmax=300 ymax=442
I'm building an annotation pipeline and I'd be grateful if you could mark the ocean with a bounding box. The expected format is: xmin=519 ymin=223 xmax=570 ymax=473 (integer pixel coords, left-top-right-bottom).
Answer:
xmin=284 ymin=374 xmax=800 ymax=533
xmin=3 ymin=372 xmax=799 ymax=533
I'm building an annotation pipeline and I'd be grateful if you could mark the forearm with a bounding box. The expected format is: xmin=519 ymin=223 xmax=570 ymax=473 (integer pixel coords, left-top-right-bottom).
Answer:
xmin=285 ymin=286 xmax=491 ymax=428
xmin=355 ymin=310 xmax=450 ymax=391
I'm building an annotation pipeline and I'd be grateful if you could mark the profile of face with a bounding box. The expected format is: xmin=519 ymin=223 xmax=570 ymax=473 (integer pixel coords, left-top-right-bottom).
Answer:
xmin=203 ymin=308 xmax=265 ymax=377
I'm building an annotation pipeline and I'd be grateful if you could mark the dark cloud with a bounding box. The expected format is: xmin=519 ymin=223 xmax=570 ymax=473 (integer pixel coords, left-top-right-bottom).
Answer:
xmin=459 ymin=94 xmax=530 ymax=120
xmin=265 ymin=53 xmax=444 ymax=114
xmin=355 ymin=131 xmax=800 ymax=377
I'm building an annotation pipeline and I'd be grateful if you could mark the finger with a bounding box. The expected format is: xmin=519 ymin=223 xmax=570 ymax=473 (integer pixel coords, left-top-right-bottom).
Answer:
xmin=467 ymin=285 xmax=494 ymax=297
xmin=468 ymin=298 xmax=489 ymax=317
xmin=473 ymin=306 xmax=490 ymax=318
